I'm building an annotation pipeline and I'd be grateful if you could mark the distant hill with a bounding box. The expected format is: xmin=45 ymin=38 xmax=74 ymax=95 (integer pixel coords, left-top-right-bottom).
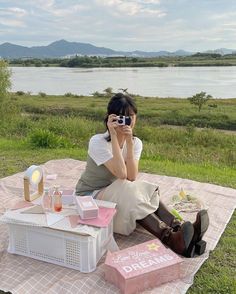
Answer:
xmin=0 ymin=39 xmax=235 ymax=59
xmin=0 ymin=39 xmax=194 ymax=59
xmin=204 ymin=48 xmax=236 ymax=55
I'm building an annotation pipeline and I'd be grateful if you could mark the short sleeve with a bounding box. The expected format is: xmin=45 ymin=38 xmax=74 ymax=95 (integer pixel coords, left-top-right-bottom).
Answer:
xmin=133 ymin=137 xmax=143 ymax=160
xmin=88 ymin=134 xmax=113 ymax=166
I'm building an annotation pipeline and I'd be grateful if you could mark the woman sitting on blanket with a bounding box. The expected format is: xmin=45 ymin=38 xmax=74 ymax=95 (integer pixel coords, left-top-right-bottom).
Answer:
xmin=76 ymin=92 xmax=209 ymax=257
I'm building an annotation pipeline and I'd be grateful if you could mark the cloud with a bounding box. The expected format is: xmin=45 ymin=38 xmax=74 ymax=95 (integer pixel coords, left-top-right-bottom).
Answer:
xmin=96 ymin=0 xmax=141 ymax=15
xmin=138 ymin=0 xmax=161 ymax=3
xmin=0 ymin=18 xmax=26 ymax=28
xmin=34 ymin=0 xmax=55 ymax=8
xmin=95 ymin=0 xmax=165 ymax=16
xmin=222 ymin=23 xmax=236 ymax=32
xmin=1 ymin=0 xmax=236 ymax=51
xmin=0 ymin=7 xmax=27 ymax=17
xmin=0 ymin=6 xmax=27 ymax=27
xmin=28 ymin=0 xmax=89 ymax=17
xmin=210 ymin=11 xmax=236 ymax=20
xmin=50 ymin=4 xmax=89 ymax=17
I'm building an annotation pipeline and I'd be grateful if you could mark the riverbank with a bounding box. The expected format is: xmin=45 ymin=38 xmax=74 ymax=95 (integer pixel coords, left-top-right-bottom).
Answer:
xmin=8 ymin=54 xmax=236 ymax=68
xmin=0 ymin=94 xmax=235 ymax=293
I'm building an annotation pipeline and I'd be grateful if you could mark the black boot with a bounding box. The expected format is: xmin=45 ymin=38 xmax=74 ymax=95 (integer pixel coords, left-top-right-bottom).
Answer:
xmin=137 ymin=213 xmax=195 ymax=257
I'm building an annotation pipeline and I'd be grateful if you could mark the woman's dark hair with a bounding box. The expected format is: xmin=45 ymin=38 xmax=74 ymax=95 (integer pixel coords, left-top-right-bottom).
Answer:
xmin=104 ymin=93 xmax=137 ymax=141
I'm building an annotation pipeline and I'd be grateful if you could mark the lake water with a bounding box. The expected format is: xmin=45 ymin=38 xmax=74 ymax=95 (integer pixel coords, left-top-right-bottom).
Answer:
xmin=10 ymin=66 xmax=236 ymax=98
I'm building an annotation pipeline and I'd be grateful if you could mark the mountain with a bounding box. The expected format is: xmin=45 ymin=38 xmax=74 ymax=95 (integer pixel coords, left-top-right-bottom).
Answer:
xmin=0 ymin=42 xmax=32 ymax=58
xmin=127 ymin=49 xmax=192 ymax=57
xmin=0 ymin=39 xmax=234 ymax=59
xmin=204 ymin=48 xmax=236 ymax=55
xmin=30 ymin=40 xmax=119 ymax=57
xmin=0 ymin=39 xmax=194 ymax=59
xmin=0 ymin=40 xmax=121 ymax=59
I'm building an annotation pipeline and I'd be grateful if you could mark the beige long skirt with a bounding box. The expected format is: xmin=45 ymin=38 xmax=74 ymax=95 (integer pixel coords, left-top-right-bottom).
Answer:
xmin=100 ymin=179 xmax=159 ymax=236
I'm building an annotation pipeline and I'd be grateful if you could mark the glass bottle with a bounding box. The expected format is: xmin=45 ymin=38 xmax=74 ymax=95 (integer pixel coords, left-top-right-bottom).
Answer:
xmin=42 ymin=187 xmax=52 ymax=212
xmin=53 ymin=185 xmax=62 ymax=212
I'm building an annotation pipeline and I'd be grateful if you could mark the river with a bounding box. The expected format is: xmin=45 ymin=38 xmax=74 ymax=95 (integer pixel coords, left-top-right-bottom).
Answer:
xmin=10 ymin=66 xmax=236 ymax=98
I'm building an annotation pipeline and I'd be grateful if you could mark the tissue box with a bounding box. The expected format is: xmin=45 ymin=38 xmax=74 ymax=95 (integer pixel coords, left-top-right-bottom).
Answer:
xmin=61 ymin=189 xmax=75 ymax=205
xmin=104 ymin=239 xmax=182 ymax=294
xmin=75 ymin=196 xmax=99 ymax=219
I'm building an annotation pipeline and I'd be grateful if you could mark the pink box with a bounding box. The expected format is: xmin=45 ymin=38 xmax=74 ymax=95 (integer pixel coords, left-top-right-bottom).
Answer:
xmin=75 ymin=196 xmax=99 ymax=219
xmin=104 ymin=239 xmax=182 ymax=294
xmin=61 ymin=189 xmax=75 ymax=205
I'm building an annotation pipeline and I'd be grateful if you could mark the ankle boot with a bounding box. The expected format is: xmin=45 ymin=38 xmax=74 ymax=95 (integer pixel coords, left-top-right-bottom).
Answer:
xmin=137 ymin=213 xmax=195 ymax=257
xmin=155 ymin=200 xmax=181 ymax=231
xmin=186 ymin=209 xmax=209 ymax=256
xmin=156 ymin=198 xmax=209 ymax=256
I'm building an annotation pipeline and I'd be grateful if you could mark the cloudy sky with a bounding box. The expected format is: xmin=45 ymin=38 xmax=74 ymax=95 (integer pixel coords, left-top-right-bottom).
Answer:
xmin=0 ymin=0 xmax=236 ymax=52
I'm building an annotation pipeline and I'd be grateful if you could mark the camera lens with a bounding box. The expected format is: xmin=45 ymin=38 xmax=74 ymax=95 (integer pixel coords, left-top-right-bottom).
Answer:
xmin=118 ymin=120 xmax=123 ymax=124
xmin=125 ymin=117 xmax=131 ymax=125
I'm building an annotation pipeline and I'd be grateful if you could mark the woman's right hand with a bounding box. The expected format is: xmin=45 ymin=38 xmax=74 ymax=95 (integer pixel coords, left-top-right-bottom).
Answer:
xmin=107 ymin=114 xmax=118 ymax=136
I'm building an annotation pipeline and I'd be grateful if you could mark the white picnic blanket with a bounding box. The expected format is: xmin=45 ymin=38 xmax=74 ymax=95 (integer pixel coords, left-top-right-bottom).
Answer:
xmin=0 ymin=159 xmax=235 ymax=294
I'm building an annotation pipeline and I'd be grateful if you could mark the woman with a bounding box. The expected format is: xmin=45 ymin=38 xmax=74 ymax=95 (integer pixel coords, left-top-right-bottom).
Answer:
xmin=76 ymin=93 xmax=209 ymax=257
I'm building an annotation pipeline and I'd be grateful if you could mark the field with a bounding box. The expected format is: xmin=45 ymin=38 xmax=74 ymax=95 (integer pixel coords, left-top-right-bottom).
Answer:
xmin=0 ymin=93 xmax=236 ymax=293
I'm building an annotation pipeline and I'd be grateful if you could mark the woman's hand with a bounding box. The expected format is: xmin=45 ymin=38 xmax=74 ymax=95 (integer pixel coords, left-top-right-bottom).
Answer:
xmin=121 ymin=125 xmax=133 ymax=143
xmin=107 ymin=114 xmax=118 ymax=136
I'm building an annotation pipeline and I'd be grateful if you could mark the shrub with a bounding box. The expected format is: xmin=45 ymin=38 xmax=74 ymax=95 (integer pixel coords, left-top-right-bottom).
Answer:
xmin=208 ymin=103 xmax=217 ymax=108
xmin=91 ymin=91 xmax=105 ymax=97
xmin=0 ymin=60 xmax=11 ymax=101
xmin=38 ymin=92 xmax=46 ymax=97
xmin=64 ymin=92 xmax=74 ymax=97
xmin=28 ymin=129 xmax=72 ymax=148
xmin=16 ymin=91 xmax=25 ymax=96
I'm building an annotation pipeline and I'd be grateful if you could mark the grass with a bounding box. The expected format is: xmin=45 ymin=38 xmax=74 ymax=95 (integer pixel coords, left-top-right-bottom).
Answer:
xmin=0 ymin=94 xmax=235 ymax=293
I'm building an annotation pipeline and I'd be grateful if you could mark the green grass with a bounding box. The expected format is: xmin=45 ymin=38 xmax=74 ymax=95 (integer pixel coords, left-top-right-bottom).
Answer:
xmin=12 ymin=94 xmax=236 ymax=130
xmin=0 ymin=94 xmax=235 ymax=293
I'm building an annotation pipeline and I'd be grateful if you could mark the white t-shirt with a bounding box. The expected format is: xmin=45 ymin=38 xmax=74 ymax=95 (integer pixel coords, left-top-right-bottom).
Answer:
xmin=88 ymin=132 xmax=143 ymax=166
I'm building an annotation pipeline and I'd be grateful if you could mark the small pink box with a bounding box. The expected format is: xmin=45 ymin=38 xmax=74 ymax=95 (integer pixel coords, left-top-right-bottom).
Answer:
xmin=104 ymin=239 xmax=182 ymax=294
xmin=75 ymin=196 xmax=99 ymax=219
xmin=61 ymin=189 xmax=75 ymax=205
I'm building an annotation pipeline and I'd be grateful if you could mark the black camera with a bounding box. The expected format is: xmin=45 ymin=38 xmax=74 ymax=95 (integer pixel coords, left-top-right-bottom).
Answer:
xmin=116 ymin=115 xmax=131 ymax=126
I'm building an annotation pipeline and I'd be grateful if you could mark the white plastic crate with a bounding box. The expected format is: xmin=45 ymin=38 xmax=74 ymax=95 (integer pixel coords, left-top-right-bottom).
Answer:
xmin=7 ymin=220 xmax=113 ymax=273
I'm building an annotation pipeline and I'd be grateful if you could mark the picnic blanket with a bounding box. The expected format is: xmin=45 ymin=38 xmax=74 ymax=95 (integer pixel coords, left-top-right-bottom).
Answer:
xmin=0 ymin=159 xmax=235 ymax=294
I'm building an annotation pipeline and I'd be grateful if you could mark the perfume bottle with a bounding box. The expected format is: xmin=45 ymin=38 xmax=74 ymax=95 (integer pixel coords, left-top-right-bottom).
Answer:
xmin=42 ymin=187 xmax=52 ymax=212
xmin=53 ymin=185 xmax=62 ymax=212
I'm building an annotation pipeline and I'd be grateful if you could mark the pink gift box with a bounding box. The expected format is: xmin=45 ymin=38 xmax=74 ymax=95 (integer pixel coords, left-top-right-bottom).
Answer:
xmin=104 ymin=239 xmax=182 ymax=294
xmin=75 ymin=196 xmax=99 ymax=219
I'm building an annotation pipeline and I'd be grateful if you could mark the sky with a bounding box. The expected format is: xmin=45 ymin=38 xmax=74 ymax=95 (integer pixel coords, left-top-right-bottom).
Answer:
xmin=0 ymin=0 xmax=236 ymax=52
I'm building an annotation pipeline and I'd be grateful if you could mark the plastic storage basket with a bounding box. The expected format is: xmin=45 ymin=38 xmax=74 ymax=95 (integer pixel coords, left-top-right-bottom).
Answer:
xmin=7 ymin=220 xmax=113 ymax=273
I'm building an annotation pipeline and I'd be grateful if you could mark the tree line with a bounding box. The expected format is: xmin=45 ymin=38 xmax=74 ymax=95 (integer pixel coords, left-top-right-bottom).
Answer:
xmin=7 ymin=52 xmax=236 ymax=68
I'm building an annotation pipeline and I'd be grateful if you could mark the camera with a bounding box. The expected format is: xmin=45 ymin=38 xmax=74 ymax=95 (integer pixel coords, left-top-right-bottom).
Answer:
xmin=116 ymin=115 xmax=131 ymax=126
